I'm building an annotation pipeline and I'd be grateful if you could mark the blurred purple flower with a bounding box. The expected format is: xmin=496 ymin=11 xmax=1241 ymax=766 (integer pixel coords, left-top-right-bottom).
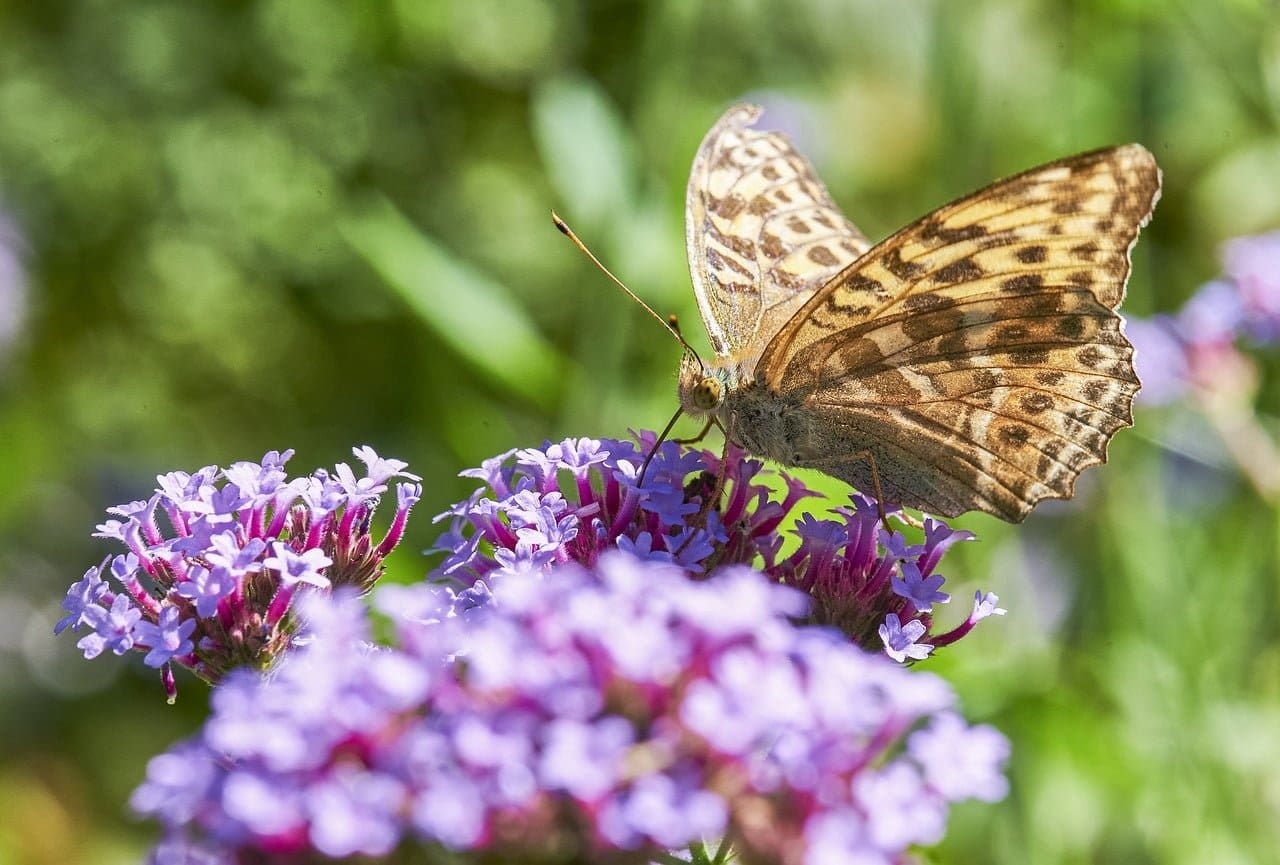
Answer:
xmin=132 ymin=554 xmax=1009 ymax=865
xmin=741 ymin=90 xmax=823 ymax=159
xmin=1179 ymin=279 xmax=1245 ymax=345
xmin=1128 ymin=230 xmax=1280 ymax=406
xmin=1223 ymin=230 xmax=1280 ymax=341
xmin=55 ymin=446 xmax=421 ymax=699
xmin=1128 ymin=315 xmax=1191 ymax=405
xmin=435 ymin=435 xmax=996 ymax=660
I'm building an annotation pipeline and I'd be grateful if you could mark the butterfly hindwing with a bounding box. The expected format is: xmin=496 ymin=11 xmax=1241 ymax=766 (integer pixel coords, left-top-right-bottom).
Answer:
xmin=751 ymin=144 xmax=1160 ymax=520
xmin=686 ymin=104 xmax=871 ymax=362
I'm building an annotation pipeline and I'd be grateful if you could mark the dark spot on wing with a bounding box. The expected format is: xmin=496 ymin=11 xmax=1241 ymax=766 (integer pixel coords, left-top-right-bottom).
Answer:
xmin=1020 ymin=392 xmax=1055 ymax=414
xmin=919 ymin=220 xmax=988 ymax=244
xmin=761 ymin=233 xmax=786 ymax=259
xmin=1009 ymin=348 xmax=1050 ymax=365
xmin=932 ymin=257 xmax=985 ymax=284
xmin=1057 ymin=316 xmax=1086 ymax=338
xmin=1000 ymin=424 xmax=1031 ymax=445
xmin=710 ymin=194 xmax=746 ymax=220
xmin=807 ymin=245 xmax=839 ymax=267
xmin=842 ymin=273 xmax=886 ymax=297
xmin=749 ymin=196 xmax=777 ymax=216
xmin=903 ymin=292 xmax=957 ymax=311
xmin=1077 ymin=346 xmax=1103 ymax=368
xmin=973 ymin=369 xmax=999 ymax=389
xmin=881 ymin=248 xmax=925 ymax=280
xmin=1002 ymin=273 xmax=1044 ymax=293
xmin=1070 ymin=241 xmax=1099 ymax=260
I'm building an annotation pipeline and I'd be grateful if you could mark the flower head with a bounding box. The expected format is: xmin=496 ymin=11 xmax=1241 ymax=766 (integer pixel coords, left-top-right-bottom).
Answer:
xmin=433 ymin=435 xmax=996 ymax=661
xmin=56 ymin=446 xmax=421 ymax=697
xmin=132 ymin=554 xmax=1009 ymax=865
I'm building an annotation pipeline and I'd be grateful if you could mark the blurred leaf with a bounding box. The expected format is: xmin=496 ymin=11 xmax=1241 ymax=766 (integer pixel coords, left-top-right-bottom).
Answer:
xmin=341 ymin=197 xmax=565 ymax=407
xmin=531 ymin=76 xmax=636 ymax=229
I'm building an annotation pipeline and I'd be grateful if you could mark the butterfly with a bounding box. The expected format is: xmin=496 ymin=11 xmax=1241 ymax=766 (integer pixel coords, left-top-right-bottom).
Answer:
xmin=674 ymin=104 xmax=1161 ymax=522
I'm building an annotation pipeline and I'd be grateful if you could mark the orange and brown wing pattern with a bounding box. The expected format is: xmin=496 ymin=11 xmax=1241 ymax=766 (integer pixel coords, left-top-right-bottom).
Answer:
xmin=760 ymin=145 xmax=1161 ymax=521
xmin=685 ymin=104 xmax=870 ymax=360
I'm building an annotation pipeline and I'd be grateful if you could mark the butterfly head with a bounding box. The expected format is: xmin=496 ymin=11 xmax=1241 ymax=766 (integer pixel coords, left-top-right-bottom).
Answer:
xmin=677 ymin=352 xmax=725 ymax=416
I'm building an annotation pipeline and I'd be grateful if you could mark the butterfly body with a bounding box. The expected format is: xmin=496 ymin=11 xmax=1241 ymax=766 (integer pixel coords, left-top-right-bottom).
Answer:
xmin=678 ymin=104 xmax=1161 ymax=522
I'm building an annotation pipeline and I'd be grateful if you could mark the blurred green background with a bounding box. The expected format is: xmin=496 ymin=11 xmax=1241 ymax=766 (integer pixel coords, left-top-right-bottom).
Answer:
xmin=1 ymin=1 xmax=1278 ymax=863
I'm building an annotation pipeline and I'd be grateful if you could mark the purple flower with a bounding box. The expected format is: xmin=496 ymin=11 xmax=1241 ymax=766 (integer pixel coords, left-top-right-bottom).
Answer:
xmin=853 ymin=762 xmax=947 ymax=849
xmin=264 ymin=544 xmax=333 ymax=589
xmin=432 ymin=437 xmax=804 ymax=583
xmin=77 ymin=593 xmax=143 ymax=658
xmin=53 ymin=560 xmax=109 ymax=635
xmin=892 ymin=562 xmax=950 ymax=613
xmin=57 ymin=446 xmax=421 ymax=697
xmin=909 ymin=712 xmax=1012 ymax=802
xmin=538 ymin=717 xmax=635 ymax=799
xmin=970 ymin=591 xmax=1008 ymax=623
xmin=132 ymin=555 xmax=1008 ymax=865
xmin=1222 ymin=230 xmax=1280 ymax=341
xmin=615 ymin=531 xmax=675 ymax=564
xmin=434 ymin=436 xmax=996 ymax=659
xmin=1179 ymin=278 xmax=1245 ymax=346
xmin=304 ymin=767 xmax=405 ymax=857
xmin=145 ymin=834 xmax=233 ymax=865
xmin=173 ymin=565 xmax=238 ymax=619
xmin=1128 ymin=315 xmax=1191 ymax=405
xmin=879 ymin=613 xmax=932 ymax=663
xmin=135 ymin=606 xmax=198 ymax=668
xmin=1128 ymin=229 xmax=1280 ymax=409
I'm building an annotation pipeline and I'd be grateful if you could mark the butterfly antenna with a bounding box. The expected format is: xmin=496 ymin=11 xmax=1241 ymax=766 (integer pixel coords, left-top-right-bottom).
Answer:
xmin=552 ymin=212 xmax=705 ymax=367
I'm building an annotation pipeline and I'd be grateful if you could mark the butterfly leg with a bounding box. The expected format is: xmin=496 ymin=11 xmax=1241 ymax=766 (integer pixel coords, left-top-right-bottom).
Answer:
xmin=638 ymin=407 xmax=686 ymax=485
xmin=672 ymin=417 xmax=719 ymax=445
xmin=674 ymin=413 xmax=736 ymax=558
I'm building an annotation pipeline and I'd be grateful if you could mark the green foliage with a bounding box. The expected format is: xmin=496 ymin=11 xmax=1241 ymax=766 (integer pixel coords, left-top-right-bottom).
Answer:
xmin=1 ymin=1 xmax=1278 ymax=862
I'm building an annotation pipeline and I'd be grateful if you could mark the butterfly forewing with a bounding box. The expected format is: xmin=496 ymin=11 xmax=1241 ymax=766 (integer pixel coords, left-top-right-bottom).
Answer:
xmin=686 ymin=104 xmax=871 ymax=363
xmin=750 ymin=144 xmax=1160 ymax=521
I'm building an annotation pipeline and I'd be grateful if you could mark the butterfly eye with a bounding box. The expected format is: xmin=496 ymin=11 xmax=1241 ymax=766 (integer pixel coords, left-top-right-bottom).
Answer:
xmin=694 ymin=376 xmax=723 ymax=410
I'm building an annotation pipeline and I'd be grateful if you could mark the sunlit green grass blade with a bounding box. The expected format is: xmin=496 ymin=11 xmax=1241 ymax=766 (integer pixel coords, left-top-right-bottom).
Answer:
xmin=342 ymin=197 xmax=566 ymax=406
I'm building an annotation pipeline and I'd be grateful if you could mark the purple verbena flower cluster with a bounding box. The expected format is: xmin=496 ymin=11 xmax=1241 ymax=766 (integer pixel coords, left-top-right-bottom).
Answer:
xmin=132 ymin=553 xmax=1010 ymax=865
xmin=433 ymin=435 xmax=1003 ymax=663
xmin=1130 ymin=230 xmax=1280 ymax=405
xmin=55 ymin=446 xmax=421 ymax=700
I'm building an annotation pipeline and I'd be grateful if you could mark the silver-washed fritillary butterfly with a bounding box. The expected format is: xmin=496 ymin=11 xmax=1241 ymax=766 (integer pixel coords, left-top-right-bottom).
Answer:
xmin=674 ymin=104 xmax=1160 ymax=522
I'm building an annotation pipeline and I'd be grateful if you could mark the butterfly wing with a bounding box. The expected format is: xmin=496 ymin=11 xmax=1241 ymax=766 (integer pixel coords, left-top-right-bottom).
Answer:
xmin=686 ymin=104 xmax=871 ymax=362
xmin=756 ymin=145 xmax=1161 ymax=521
